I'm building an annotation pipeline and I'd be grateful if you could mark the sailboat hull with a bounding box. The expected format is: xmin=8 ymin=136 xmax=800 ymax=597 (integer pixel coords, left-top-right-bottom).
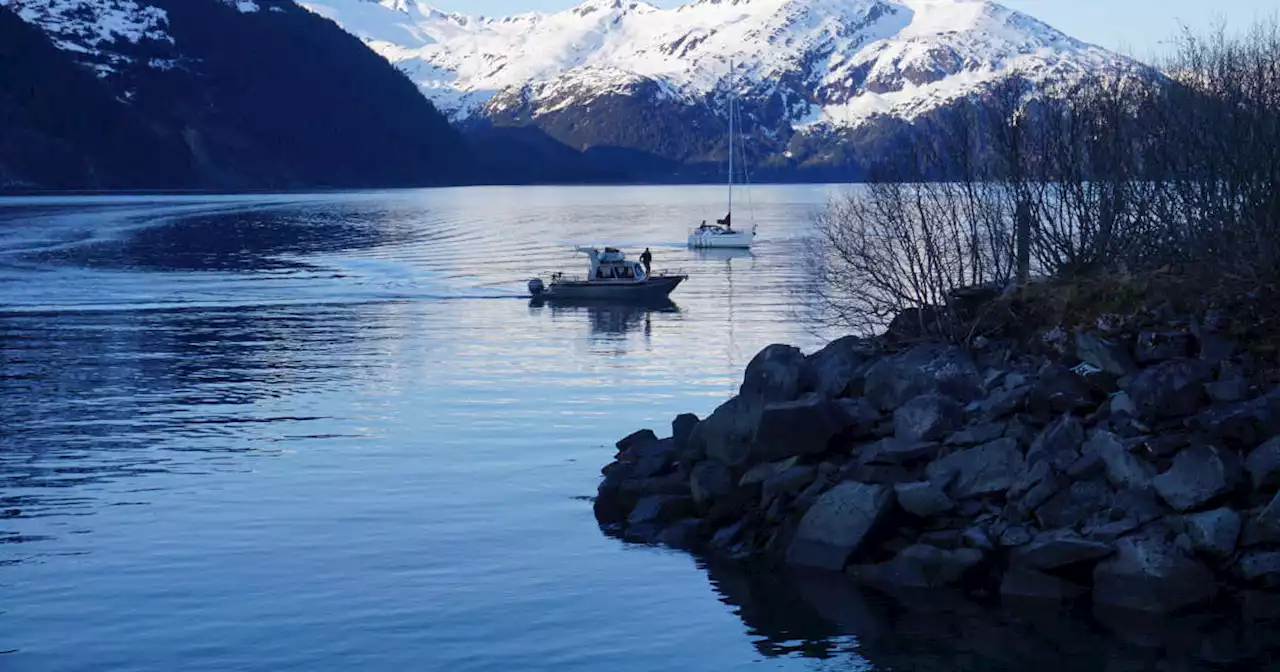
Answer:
xmin=687 ymin=229 xmax=754 ymax=248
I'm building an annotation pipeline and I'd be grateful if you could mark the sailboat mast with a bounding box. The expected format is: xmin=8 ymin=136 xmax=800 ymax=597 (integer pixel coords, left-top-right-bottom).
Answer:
xmin=727 ymin=59 xmax=733 ymax=222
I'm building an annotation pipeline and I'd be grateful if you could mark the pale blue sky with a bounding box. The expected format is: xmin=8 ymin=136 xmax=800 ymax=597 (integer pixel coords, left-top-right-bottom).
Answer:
xmin=427 ymin=0 xmax=1277 ymax=60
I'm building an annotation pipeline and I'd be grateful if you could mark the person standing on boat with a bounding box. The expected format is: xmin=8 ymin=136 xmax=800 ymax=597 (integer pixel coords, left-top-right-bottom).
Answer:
xmin=640 ymin=248 xmax=653 ymax=276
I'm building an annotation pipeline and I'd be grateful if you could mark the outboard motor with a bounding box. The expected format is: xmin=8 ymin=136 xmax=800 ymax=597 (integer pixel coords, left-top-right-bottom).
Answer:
xmin=527 ymin=277 xmax=545 ymax=296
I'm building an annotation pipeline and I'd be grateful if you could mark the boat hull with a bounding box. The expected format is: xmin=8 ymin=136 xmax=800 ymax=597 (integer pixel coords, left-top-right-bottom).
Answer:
xmin=542 ymin=275 xmax=685 ymax=301
xmin=687 ymin=231 xmax=754 ymax=249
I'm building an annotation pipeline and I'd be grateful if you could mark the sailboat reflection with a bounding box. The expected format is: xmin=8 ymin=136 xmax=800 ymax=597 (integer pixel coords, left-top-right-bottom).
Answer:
xmin=691 ymin=247 xmax=755 ymax=263
xmin=527 ymin=296 xmax=680 ymax=336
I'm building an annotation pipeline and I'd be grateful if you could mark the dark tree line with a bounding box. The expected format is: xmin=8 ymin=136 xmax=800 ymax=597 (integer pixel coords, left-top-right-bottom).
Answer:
xmin=811 ymin=18 xmax=1280 ymax=336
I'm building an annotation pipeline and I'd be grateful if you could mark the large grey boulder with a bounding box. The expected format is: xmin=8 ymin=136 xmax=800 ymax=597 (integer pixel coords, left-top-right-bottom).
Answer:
xmin=1000 ymin=566 xmax=1083 ymax=602
xmin=1066 ymin=450 xmax=1106 ymax=479
xmin=926 ymin=438 xmax=1025 ymax=499
xmin=1238 ymin=551 xmax=1280 ymax=584
xmin=672 ymin=413 xmax=700 ymax=458
xmin=625 ymin=437 xmax=678 ymax=479
xmin=1084 ymin=518 xmax=1142 ymax=542
xmin=617 ymin=428 xmax=658 ymax=452
xmin=1198 ymin=330 xmax=1236 ymax=365
xmin=1011 ymin=530 xmax=1115 ymax=570
xmin=801 ymin=335 xmax=870 ymax=398
xmin=1258 ymin=491 xmax=1280 ymax=531
xmin=1110 ymin=392 xmax=1138 ymax=417
xmin=1188 ymin=388 xmax=1280 ymax=448
xmin=1027 ymin=414 xmax=1085 ymax=471
xmin=893 ymin=481 xmax=956 ymax=518
xmin=1036 ymin=479 xmax=1114 ymax=530
xmin=1093 ymin=531 xmax=1218 ymax=613
xmin=1112 ymin=488 xmax=1165 ymax=525
xmin=1018 ymin=471 xmax=1064 ymax=515
xmin=1183 ymin=508 xmax=1242 ymax=559
xmin=1122 ymin=358 xmax=1213 ymax=420
xmin=787 ymin=482 xmax=895 ymax=570
xmin=1087 ymin=431 xmax=1156 ymax=491
xmin=709 ymin=519 xmax=748 ymax=555
xmin=977 ymin=385 xmax=1031 ymax=422
xmin=946 ymin=421 xmax=1008 ymax=446
xmin=761 ymin=465 xmax=817 ymax=505
xmin=893 ymin=394 xmax=964 ymax=442
xmin=614 ymin=472 xmax=689 ymax=502
xmin=1028 ymin=365 xmax=1093 ymax=415
xmin=1246 ymin=437 xmax=1280 ymax=491
xmin=656 ymin=519 xmax=705 ymax=549
xmin=741 ymin=344 xmax=806 ymax=402
xmin=850 ymin=544 xmax=983 ymax=588
xmin=1206 ymin=378 xmax=1249 ymax=404
xmin=753 ymin=394 xmax=846 ymax=462
xmin=999 ymin=525 xmax=1035 ymax=548
xmin=689 ymin=461 xmax=733 ymax=507
xmin=834 ymin=397 xmax=882 ymax=437
xmin=738 ymin=457 xmax=799 ymax=487
xmin=860 ymin=437 xmax=942 ymax=465
xmin=1076 ymin=330 xmax=1138 ymax=376
xmin=1243 ymin=503 xmax=1280 ymax=548
xmin=1153 ymin=445 xmax=1241 ymax=512
xmin=863 ymin=345 xmax=985 ymax=411
xmin=695 ymin=395 xmax=762 ymax=468
xmin=627 ymin=495 xmax=694 ymax=529
xmin=1009 ymin=460 xmax=1052 ymax=501
xmin=1134 ymin=331 xmax=1194 ymax=364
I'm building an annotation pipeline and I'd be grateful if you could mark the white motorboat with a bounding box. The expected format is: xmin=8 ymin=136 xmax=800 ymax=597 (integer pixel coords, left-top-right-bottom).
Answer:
xmin=689 ymin=60 xmax=757 ymax=250
xmin=528 ymin=247 xmax=685 ymax=301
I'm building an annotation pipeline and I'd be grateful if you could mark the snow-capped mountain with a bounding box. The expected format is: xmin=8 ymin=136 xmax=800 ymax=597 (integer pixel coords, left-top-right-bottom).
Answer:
xmin=299 ymin=0 xmax=1127 ymax=130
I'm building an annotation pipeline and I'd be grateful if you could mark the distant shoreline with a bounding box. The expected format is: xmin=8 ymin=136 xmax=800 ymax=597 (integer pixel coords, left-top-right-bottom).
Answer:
xmin=0 ymin=180 xmax=864 ymax=198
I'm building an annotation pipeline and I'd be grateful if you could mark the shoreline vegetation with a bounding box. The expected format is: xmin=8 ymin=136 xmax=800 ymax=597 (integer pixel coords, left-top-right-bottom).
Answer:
xmin=592 ymin=18 xmax=1280 ymax=667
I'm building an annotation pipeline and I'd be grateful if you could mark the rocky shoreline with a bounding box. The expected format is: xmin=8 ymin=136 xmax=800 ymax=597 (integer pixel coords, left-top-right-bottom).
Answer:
xmin=593 ymin=319 xmax=1280 ymax=620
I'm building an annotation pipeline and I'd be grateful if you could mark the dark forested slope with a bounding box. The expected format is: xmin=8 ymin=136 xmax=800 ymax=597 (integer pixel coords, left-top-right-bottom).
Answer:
xmin=0 ymin=0 xmax=470 ymax=190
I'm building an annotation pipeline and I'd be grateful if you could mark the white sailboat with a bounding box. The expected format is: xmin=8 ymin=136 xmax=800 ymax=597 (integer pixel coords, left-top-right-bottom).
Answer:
xmin=688 ymin=60 xmax=756 ymax=249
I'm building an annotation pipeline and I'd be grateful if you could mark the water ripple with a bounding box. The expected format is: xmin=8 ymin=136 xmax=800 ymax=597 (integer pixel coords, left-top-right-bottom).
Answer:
xmin=0 ymin=186 xmax=862 ymax=672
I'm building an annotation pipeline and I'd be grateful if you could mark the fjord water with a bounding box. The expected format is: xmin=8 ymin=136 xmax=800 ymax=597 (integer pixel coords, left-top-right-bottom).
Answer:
xmin=0 ymin=187 xmax=1215 ymax=672
xmin=0 ymin=186 xmax=857 ymax=671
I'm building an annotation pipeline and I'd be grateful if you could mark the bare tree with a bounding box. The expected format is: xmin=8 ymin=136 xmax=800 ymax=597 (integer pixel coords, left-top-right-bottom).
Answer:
xmin=809 ymin=17 xmax=1280 ymax=335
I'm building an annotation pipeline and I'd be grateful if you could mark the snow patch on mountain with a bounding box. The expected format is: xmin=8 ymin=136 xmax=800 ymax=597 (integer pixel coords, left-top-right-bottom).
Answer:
xmin=1 ymin=0 xmax=170 ymax=46
xmin=299 ymin=0 xmax=1126 ymax=127
xmin=1 ymin=0 xmax=171 ymax=76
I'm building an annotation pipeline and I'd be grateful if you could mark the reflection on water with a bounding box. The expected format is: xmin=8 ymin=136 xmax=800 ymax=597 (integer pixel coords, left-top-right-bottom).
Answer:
xmin=705 ymin=560 xmax=1280 ymax=670
xmin=528 ymin=297 xmax=680 ymax=337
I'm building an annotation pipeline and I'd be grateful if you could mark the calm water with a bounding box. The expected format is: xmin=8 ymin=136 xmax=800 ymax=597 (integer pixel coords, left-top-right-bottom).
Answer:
xmin=0 ymin=187 xmax=1251 ymax=672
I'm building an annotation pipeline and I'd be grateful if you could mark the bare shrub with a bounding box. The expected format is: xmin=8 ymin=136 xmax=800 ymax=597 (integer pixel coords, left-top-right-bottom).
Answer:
xmin=809 ymin=181 xmax=1013 ymax=339
xmin=1147 ymin=19 xmax=1280 ymax=276
xmin=810 ymin=17 xmax=1280 ymax=335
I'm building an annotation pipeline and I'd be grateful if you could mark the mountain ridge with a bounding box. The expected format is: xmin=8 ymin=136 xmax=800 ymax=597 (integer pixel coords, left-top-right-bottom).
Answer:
xmin=300 ymin=0 xmax=1124 ymax=124
xmin=298 ymin=0 xmax=1138 ymax=178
